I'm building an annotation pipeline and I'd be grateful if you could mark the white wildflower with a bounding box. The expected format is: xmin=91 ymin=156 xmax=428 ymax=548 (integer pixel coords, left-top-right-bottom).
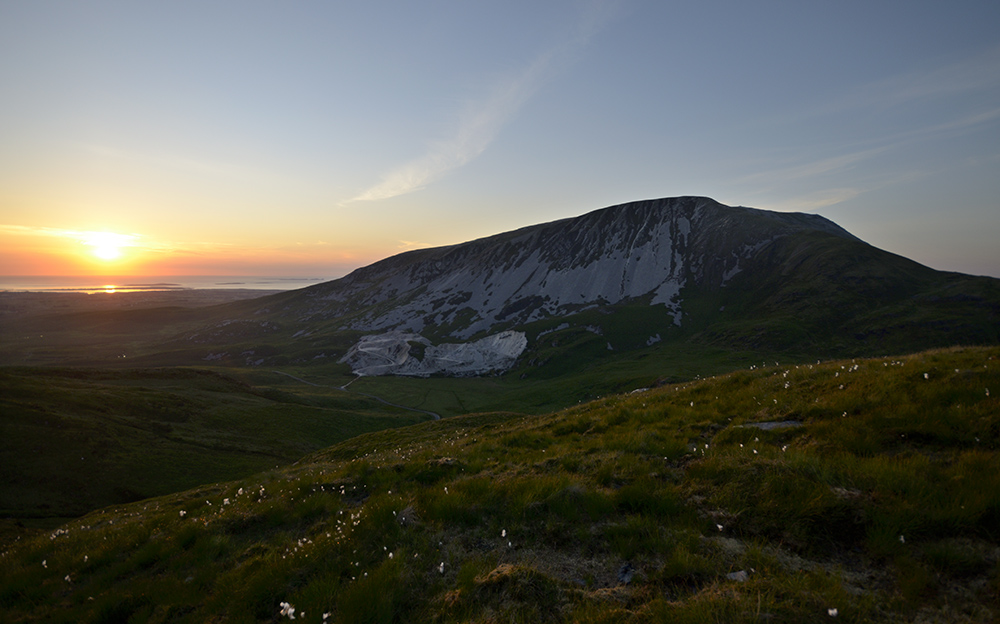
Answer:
xmin=899 ymin=535 xmax=905 ymax=544
xmin=42 ymin=559 xmax=46 ymax=568
xmin=924 ymin=373 xmax=929 ymax=379
xmin=439 ymin=562 xmax=445 ymax=574
xmin=828 ymin=607 xmax=838 ymax=616
xmin=179 ymin=510 xmax=186 ymax=517
xmin=279 ymin=601 xmax=296 ymax=619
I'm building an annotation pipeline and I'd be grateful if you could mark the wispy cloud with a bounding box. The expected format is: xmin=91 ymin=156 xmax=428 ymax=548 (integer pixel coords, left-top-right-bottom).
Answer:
xmin=0 ymin=224 xmax=137 ymax=245
xmin=761 ymin=188 xmax=864 ymax=212
xmin=736 ymin=49 xmax=1000 ymax=210
xmin=80 ymin=144 xmax=292 ymax=186
xmin=740 ymin=100 xmax=1000 ymax=203
xmin=805 ymin=44 xmax=1000 ymax=118
xmin=351 ymin=1 xmax=620 ymax=202
xmin=736 ymin=147 xmax=888 ymax=187
xmin=397 ymin=240 xmax=436 ymax=252
xmin=881 ymin=105 xmax=1000 ymax=145
xmin=0 ymin=224 xmax=186 ymax=255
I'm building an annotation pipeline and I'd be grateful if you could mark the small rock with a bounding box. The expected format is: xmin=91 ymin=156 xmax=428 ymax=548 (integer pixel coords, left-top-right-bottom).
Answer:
xmin=618 ymin=562 xmax=635 ymax=584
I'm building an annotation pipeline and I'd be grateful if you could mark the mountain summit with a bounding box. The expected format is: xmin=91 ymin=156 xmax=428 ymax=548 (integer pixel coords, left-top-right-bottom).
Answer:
xmin=289 ymin=197 xmax=857 ymax=338
xmin=249 ymin=196 xmax=995 ymax=377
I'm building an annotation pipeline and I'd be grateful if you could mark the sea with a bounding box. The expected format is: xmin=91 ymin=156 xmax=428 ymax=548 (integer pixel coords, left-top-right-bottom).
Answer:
xmin=0 ymin=275 xmax=331 ymax=294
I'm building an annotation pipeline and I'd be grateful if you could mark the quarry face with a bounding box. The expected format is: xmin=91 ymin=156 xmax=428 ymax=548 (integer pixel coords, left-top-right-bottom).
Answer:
xmin=339 ymin=330 xmax=527 ymax=377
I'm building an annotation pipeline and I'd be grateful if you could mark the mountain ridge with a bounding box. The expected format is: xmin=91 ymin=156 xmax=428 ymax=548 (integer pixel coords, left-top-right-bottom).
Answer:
xmin=269 ymin=197 xmax=865 ymax=340
xmin=236 ymin=195 xmax=995 ymax=377
xmin=1 ymin=195 xmax=995 ymax=382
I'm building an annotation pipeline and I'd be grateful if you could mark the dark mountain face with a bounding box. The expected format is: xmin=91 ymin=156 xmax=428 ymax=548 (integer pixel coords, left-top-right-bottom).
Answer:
xmin=270 ymin=197 xmax=863 ymax=340
xmin=227 ymin=195 xmax=996 ymax=377
xmin=67 ymin=196 xmax=972 ymax=377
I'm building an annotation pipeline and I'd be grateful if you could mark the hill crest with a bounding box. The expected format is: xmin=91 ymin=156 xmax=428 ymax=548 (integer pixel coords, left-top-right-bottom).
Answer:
xmin=291 ymin=197 xmax=861 ymax=341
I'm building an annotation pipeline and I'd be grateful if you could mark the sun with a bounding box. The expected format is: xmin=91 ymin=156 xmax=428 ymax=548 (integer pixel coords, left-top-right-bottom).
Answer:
xmin=83 ymin=232 xmax=134 ymax=262
xmin=93 ymin=243 xmax=121 ymax=260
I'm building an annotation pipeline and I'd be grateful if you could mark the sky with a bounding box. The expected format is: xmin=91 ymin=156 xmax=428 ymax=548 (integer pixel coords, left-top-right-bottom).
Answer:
xmin=1 ymin=0 xmax=998 ymax=279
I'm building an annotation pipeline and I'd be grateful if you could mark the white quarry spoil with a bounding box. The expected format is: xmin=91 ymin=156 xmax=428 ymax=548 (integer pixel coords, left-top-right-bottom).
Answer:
xmin=340 ymin=330 xmax=527 ymax=377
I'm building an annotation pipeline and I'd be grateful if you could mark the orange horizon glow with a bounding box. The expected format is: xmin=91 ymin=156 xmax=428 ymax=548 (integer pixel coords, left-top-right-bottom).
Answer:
xmin=0 ymin=224 xmax=381 ymax=278
xmin=85 ymin=232 xmax=130 ymax=260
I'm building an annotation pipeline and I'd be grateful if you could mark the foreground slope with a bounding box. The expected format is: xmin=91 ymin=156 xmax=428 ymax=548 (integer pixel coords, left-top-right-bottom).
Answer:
xmin=3 ymin=346 xmax=998 ymax=622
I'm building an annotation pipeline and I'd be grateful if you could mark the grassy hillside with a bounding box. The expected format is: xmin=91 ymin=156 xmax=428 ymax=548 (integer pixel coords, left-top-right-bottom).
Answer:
xmin=2 ymin=346 xmax=998 ymax=622
xmin=0 ymin=367 xmax=430 ymax=529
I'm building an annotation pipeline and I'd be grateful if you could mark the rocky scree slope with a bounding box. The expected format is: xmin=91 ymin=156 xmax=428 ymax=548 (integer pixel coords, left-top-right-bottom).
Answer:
xmin=265 ymin=196 xmax=860 ymax=343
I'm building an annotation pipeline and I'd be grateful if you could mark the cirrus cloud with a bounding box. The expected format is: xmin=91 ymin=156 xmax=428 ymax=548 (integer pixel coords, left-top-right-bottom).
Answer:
xmin=351 ymin=1 xmax=621 ymax=203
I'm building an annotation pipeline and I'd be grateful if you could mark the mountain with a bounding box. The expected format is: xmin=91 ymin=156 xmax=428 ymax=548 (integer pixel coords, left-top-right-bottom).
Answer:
xmin=243 ymin=196 xmax=998 ymax=376
xmin=276 ymin=197 xmax=857 ymax=338
xmin=2 ymin=196 xmax=996 ymax=382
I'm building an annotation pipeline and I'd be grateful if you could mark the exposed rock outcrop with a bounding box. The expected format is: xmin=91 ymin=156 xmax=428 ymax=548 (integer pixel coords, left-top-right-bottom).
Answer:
xmin=340 ymin=330 xmax=527 ymax=377
xmin=279 ymin=197 xmax=859 ymax=341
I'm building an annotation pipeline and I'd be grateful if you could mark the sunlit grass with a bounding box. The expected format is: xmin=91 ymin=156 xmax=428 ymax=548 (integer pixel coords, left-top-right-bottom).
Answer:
xmin=1 ymin=346 xmax=998 ymax=621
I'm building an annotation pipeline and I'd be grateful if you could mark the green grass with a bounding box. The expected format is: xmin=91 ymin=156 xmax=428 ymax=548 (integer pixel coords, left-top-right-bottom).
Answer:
xmin=1 ymin=346 xmax=998 ymax=622
xmin=0 ymin=366 xmax=429 ymax=527
xmin=333 ymin=339 xmax=782 ymax=418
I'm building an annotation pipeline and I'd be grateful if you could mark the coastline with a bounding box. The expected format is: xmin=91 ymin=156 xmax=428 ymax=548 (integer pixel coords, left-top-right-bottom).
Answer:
xmin=0 ymin=275 xmax=328 ymax=294
xmin=0 ymin=288 xmax=283 ymax=321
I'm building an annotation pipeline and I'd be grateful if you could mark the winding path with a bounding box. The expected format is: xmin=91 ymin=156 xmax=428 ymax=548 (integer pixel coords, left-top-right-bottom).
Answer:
xmin=271 ymin=370 xmax=441 ymax=420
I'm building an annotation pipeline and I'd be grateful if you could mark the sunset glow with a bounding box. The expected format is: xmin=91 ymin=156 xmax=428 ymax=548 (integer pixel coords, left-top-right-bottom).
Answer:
xmin=0 ymin=3 xmax=998 ymax=280
xmin=84 ymin=232 xmax=133 ymax=262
